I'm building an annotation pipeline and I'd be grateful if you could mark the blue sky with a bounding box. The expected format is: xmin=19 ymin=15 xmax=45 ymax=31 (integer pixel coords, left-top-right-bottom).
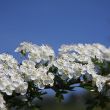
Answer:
xmin=0 ymin=0 xmax=110 ymax=55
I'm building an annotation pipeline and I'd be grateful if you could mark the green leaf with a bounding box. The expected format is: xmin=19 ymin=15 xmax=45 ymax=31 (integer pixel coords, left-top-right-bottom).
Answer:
xmin=20 ymin=50 xmax=26 ymax=56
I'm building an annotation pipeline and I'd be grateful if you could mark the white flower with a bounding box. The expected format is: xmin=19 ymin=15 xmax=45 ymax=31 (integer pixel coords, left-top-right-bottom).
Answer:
xmin=15 ymin=82 xmax=28 ymax=95
xmin=59 ymin=43 xmax=110 ymax=61
xmin=20 ymin=59 xmax=54 ymax=89
xmin=0 ymin=93 xmax=7 ymax=110
xmin=0 ymin=53 xmax=28 ymax=95
xmin=15 ymin=42 xmax=55 ymax=63
xmin=20 ymin=60 xmax=39 ymax=81
xmin=14 ymin=42 xmax=110 ymax=94
xmin=93 ymin=75 xmax=109 ymax=92
xmin=58 ymin=43 xmax=110 ymax=89
xmin=34 ymin=67 xmax=54 ymax=88
xmin=53 ymin=57 xmax=82 ymax=80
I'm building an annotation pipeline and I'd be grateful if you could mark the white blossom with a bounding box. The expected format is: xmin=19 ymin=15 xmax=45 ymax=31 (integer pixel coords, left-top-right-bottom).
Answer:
xmin=1 ymin=41 xmax=110 ymax=109
xmin=4 ymin=42 xmax=110 ymax=95
xmin=0 ymin=93 xmax=7 ymax=110
xmin=53 ymin=57 xmax=83 ymax=80
xmin=59 ymin=43 xmax=110 ymax=61
xmin=20 ymin=60 xmax=54 ymax=89
xmin=92 ymin=75 xmax=110 ymax=92
xmin=15 ymin=42 xmax=55 ymax=63
xmin=0 ymin=53 xmax=28 ymax=95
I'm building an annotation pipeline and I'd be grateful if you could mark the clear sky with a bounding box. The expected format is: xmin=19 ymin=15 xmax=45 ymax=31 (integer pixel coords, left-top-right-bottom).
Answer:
xmin=0 ymin=0 xmax=110 ymax=54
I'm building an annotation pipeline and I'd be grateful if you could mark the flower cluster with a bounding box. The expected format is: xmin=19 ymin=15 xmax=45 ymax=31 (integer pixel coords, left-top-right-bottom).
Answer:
xmin=58 ymin=43 xmax=110 ymax=93
xmin=53 ymin=57 xmax=83 ymax=80
xmin=59 ymin=43 xmax=110 ymax=61
xmin=0 ymin=53 xmax=28 ymax=95
xmin=15 ymin=42 xmax=55 ymax=89
xmin=15 ymin=42 xmax=110 ymax=93
xmin=15 ymin=42 xmax=55 ymax=63
xmin=20 ymin=60 xmax=54 ymax=89
xmin=0 ymin=42 xmax=110 ymax=109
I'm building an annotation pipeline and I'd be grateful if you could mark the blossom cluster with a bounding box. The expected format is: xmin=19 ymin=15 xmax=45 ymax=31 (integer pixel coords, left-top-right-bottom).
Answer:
xmin=0 ymin=42 xmax=110 ymax=109
xmin=20 ymin=60 xmax=54 ymax=89
xmin=0 ymin=53 xmax=28 ymax=96
xmin=58 ymin=43 xmax=110 ymax=93
xmin=59 ymin=43 xmax=110 ymax=61
xmin=15 ymin=42 xmax=55 ymax=89
xmin=15 ymin=42 xmax=55 ymax=63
